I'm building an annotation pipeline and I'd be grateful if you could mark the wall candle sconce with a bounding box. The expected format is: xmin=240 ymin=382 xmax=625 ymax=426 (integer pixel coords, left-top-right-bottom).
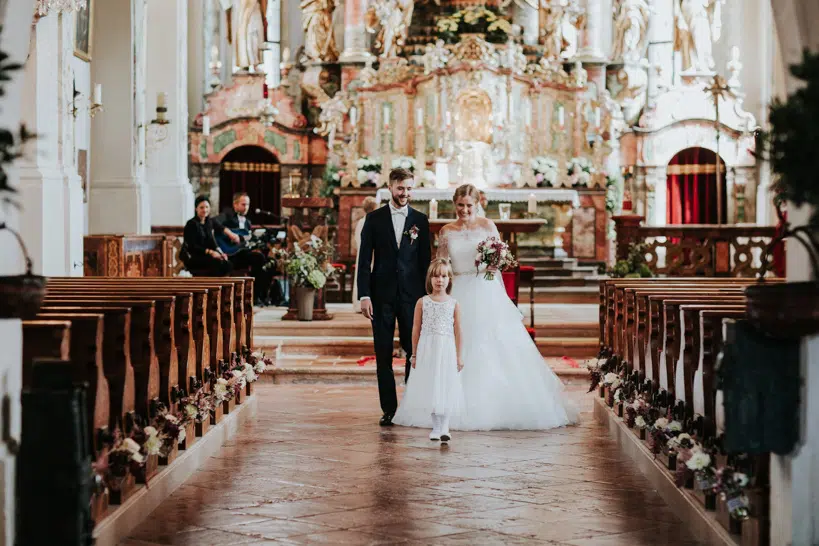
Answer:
xmin=146 ymin=91 xmax=171 ymax=157
xmin=202 ymin=115 xmax=211 ymax=136
xmin=71 ymin=82 xmax=104 ymax=118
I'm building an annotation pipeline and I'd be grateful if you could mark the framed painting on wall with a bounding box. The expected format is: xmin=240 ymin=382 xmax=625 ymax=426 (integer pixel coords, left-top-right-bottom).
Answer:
xmin=73 ymin=0 xmax=93 ymax=61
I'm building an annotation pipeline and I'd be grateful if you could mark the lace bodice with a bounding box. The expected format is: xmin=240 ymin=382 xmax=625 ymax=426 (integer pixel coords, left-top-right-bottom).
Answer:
xmin=421 ymin=296 xmax=456 ymax=337
xmin=437 ymin=225 xmax=499 ymax=276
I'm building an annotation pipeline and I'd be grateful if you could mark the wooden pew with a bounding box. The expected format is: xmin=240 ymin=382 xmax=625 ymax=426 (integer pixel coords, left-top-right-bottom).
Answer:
xmin=40 ymin=297 xmax=160 ymax=422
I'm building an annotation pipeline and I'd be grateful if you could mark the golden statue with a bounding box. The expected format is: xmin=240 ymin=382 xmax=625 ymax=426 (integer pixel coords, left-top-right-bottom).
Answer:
xmin=301 ymin=0 xmax=340 ymax=62
xmin=539 ymin=0 xmax=585 ymax=61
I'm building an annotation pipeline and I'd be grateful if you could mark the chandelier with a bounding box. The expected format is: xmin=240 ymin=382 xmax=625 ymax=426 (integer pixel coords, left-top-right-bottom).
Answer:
xmin=36 ymin=0 xmax=87 ymax=15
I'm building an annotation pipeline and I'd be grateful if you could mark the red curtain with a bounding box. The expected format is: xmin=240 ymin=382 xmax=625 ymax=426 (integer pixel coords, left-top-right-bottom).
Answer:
xmin=219 ymin=146 xmax=281 ymax=224
xmin=666 ymin=148 xmax=727 ymax=225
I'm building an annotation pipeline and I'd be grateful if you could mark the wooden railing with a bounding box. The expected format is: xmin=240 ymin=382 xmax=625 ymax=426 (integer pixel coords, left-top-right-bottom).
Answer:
xmin=612 ymin=215 xmax=778 ymax=278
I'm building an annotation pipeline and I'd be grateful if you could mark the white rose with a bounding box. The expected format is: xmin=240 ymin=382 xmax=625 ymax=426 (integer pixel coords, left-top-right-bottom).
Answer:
xmin=635 ymin=416 xmax=646 ymax=429
xmin=123 ymin=438 xmax=141 ymax=454
xmin=185 ymin=404 xmax=198 ymax=419
xmin=214 ymin=378 xmax=229 ymax=399
xmin=144 ymin=434 xmax=162 ymax=456
xmin=254 ymin=361 xmax=266 ymax=374
xmin=653 ymin=418 xmax=669 ymax=430
xmin=357 ymin=171 xmax=369 ymax=184
xmin=143 ymin=426 xmax=158 ymax=438
xmin=667 ymin=421 xmax=683 ymax=432
xmin=131 ymin=451 xmax=145 ymax=464
xmin=603 ymin=372 xmax=618 ymax=385
xmin=686 ymin=451 xmax=711 ymax=471
xmin=164 ymin=414 xmax=178 ymax=424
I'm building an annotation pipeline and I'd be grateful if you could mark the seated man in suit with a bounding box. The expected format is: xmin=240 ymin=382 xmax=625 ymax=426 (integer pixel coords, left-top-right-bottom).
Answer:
xmin=215 ymin=192 xmax=272 ymax=305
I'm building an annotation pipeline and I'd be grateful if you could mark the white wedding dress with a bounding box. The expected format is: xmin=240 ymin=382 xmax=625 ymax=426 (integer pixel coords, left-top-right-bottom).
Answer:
xmin=398 ymin=225 xmax=579 ymax=431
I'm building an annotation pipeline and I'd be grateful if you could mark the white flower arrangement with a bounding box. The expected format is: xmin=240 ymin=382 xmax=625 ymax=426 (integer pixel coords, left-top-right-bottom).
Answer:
xmin=653 ymin=417 xmax=669 ymax=430
xmin=530 ymin=156 xmax=559 ymax=187
xmin=120 ymin=438 xmax=144 ymax=464
xmin=213 ymin=377 xmax=229 ymax=402
xmin=666 ymin=420 xmax=683 ymax=432
xmin=613 ymin=388 xmax=624 ymax=403
xmin=184 ymin=403 xmax=198 ymax=420
xmin=635 ymin=415 xmax=647 ymax=429
xmin=391 ymin=156 xmax=416 ymax=173
xmin=686 ymin=450 xmax=712 ymax=471
xmin=567 ymin=157 xmax=595 ymax=187
xmin=667 ymin=432 xmax=693 ymax=449
xmin=143 ymin=426 xmax=162 ymax=456
xmin=355 ymin=156 xmax=382 ymax=186
xmin=254 ymin=360 xmax=266 ymax=374
xmin=230 ymin=369 xmax=247 ymax=391
xmin=243 ymin=362 xmax=258 ymax=383
xmin=602 ymin=372 xmax=619 ymax=386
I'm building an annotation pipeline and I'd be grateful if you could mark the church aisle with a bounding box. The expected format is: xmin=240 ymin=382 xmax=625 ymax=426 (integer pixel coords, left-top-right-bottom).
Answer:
xmin=121 ymin=385 xmax=704 ymax=545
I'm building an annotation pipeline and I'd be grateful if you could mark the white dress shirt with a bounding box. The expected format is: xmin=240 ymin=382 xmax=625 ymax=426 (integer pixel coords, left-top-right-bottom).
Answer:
xmin=389 ymin=202 xmax=408 ymax=247
xmin=237 ymin=215 xmax=247 ymax=230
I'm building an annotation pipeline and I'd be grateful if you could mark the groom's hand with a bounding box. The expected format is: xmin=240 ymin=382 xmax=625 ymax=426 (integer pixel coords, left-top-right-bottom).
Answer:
xmin=361 ymin=298 xmax=373 ymax=320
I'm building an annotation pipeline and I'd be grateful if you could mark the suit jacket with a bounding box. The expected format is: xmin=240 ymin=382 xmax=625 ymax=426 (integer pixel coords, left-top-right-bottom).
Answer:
xmin=357 ymin=205 xmax=431 ymax=304
xmin=216 ymin=209 xmax=253 ymax=232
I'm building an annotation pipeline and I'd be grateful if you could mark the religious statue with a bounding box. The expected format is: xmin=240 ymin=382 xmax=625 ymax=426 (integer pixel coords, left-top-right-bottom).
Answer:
xmin=301 ymin=0 xmax=339 ymax=62
xmin=726 ymin=45 xmax=742 ymax=90
xmin=366 ymin=0 xmax=414 ymax=59
xmin=539 ymin=0 xmax=585 ymax=61
xmin=230 ymin=0 xmax=267 ymax=70
xmin=315 ymin=92 xmax=349 ymax=152
xmin=614 ymin=63 xmax=648 ymax=124
xmin=674 ymin=0 xmax=724 ymax=73
xmin=612 ymin=0 xmax=651 ymax=63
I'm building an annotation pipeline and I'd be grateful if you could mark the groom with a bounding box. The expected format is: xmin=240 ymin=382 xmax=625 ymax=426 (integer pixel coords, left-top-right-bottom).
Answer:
xmin=357 ymin=167 xmax=431 ymax=426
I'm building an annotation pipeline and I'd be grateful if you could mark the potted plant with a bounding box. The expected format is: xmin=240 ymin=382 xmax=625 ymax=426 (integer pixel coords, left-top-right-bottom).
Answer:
xmin=747 ymin=50 xmax=819 ymax=339
xmin=284 ymin=237 xmax=336 ymax=321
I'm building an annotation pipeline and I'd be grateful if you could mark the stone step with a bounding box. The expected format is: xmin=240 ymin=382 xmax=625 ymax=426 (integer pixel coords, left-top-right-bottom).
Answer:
xmin=254 ymin=335 xmax=598 ymax=359
xmin=259 ymin=358 xmax=590 ymax=385
xmin=533 ymin=276 xmax=602 ymax=288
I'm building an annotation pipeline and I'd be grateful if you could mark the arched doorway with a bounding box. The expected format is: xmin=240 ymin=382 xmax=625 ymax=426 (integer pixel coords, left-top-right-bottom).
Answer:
xmin=219 ymin=146 xmax=281 ymax=224
xmin=666 ymin=147 xmax=727 ymax=224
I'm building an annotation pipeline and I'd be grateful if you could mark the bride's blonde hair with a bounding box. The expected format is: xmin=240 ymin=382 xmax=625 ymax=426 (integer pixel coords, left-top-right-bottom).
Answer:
xmin=453 ymin=184 xmax=481 ymax=204
xmin=425 ymin=258 xmax=454 ymax=295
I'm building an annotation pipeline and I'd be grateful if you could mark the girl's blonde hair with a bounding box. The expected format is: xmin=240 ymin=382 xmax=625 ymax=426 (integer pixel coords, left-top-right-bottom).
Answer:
xmin=425 ymin=258 xmax=454 ymax=295
xmin=452 ymin=183 xmax=481 ymax=204
xmin=362 ymin=196 xmax=378 ymax=213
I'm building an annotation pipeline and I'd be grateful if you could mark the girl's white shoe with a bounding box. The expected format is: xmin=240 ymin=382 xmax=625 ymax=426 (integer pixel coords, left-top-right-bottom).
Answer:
xmin=429 ymin=430 xmax=441 ymax=441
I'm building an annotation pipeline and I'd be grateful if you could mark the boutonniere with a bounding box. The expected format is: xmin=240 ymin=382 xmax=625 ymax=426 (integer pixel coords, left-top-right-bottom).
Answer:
xmin=403 ymin=225 xmax=420 ymax=244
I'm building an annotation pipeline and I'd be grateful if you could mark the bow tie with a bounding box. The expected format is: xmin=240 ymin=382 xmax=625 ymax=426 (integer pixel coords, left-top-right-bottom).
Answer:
xmin=390 ymin=206 xmax=408 ymax=216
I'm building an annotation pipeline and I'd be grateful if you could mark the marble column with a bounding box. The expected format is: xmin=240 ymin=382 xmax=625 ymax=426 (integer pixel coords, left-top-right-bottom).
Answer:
xmin=146 ymin=0 xmax=194 ymax=227
xmin=90 ymin=0 xmax=151 ymax=234
xmin=0 ymin=3 xmax=37 ymax=545
xmin=514 ymin=1 xmax=539 ymax=46
xmin=18 ymin=14 xmax=71 ymax=275
xmin=339 ymin=0 xmax=372 ymax=63
xmin=577 ymin=0 xmax=609 ymax=61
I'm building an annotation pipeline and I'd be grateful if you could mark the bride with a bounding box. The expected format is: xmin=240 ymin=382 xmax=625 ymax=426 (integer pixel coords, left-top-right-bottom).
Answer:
xmin=395 ymin=184 xmax=579 ymax=431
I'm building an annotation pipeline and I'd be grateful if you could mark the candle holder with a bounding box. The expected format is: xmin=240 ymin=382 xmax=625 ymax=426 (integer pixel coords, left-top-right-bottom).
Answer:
xmin=70 ymin=89 xmax=104 ymax=119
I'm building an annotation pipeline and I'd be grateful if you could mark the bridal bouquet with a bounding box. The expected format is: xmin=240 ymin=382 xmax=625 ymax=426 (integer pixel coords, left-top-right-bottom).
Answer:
xmin=475 ymin=236 xmax=517 ymax=281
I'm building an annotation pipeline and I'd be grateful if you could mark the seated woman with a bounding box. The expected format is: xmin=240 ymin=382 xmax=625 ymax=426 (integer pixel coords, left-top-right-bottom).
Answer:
xmin=182 ymin=196 xmax=233 ymax=276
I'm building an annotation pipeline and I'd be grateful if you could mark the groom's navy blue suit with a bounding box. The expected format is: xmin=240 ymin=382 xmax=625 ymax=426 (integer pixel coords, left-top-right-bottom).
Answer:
xmin=357 ymin=203 xmax=431 ymax=416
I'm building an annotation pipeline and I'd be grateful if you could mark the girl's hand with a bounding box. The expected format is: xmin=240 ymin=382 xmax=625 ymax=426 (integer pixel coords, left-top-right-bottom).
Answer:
xmin=457 ymin=358 xmax=464 ymax=372
xmin=410 ymin=355 xmax=416 ymax=369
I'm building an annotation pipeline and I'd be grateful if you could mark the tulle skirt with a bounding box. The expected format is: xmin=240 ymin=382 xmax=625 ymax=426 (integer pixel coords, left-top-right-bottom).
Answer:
xmin=394 ymin=333 xmax=464 ymax=426
xmin=448 ymin=273 xmax=579 ymax=431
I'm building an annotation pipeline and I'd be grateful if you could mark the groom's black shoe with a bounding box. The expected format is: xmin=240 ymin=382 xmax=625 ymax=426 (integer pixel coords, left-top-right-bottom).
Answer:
xmin=379 ymin=414 xmax=394 ymax=427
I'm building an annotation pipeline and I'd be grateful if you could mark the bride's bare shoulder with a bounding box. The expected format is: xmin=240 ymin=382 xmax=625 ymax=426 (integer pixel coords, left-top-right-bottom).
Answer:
xmin=440 ymin=222 xmax=458 ymax=234
xmin=477 ymin=217 xmax=497 ymax=231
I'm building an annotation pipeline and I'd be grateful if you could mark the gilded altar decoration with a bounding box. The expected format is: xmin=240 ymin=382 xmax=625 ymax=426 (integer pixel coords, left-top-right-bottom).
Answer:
xmin=611 ymin=0 xmax=651 ymax=63
xmin=366 ymin=0 xmax=415 ymax=58
xmin=674 ymin=0 xmax=724 ymax=73
xmin=231 ymin=0 xmax=267 ymax=69
xmin=301 ymin=0 xmax=340 ymax=62
xmin=435 ymin=6 xmax=513 ymax=44
xmin=422 ymin=40 xmax=451 ymax=74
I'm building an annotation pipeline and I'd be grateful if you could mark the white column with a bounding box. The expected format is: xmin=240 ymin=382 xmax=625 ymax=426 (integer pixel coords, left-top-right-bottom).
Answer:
xmin=515 ymin=2 xmax=539 ymax=46
xmin=59 ymin=12 xmax=85 ymax=275
xmin=89 ymin=0 xmax=151 ymax=234
xmin=18 ymin=15 xmax=69 ymax=275
xmin=0 ymin=2 xmax=37 ymax=545
xmin=339 ymin=0 xmax=371 ymax=62
xmin=187 ymin=0 xmax=206 ymax=122
xmin=647 ymin=0 xmax=674 ymax=103
xmin=146 ymin=0 xmax=194 ymax=226
xmin=577 ymin=0 xmax=609 ymax=61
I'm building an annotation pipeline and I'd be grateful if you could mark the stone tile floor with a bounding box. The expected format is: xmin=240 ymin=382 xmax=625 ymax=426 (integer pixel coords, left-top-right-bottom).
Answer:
xmin=121 ymin=384 xmax=704 ymax=546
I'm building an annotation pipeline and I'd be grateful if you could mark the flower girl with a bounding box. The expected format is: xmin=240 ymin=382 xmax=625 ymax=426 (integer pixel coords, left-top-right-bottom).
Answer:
xmin=393 ymin=259 xmax=464 ymax=442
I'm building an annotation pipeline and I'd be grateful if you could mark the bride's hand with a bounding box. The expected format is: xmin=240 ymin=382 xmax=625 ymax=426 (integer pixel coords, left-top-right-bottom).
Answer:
xmin=487 ymin=266 xmax=499 ymax=273
xmin=457 ymin=358 xmax=464 ymax=372
xmin=410 ymin=355 xmax=416 ymax=369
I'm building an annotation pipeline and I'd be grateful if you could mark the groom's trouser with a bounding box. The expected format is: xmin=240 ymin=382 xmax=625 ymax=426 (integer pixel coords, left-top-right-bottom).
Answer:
xmin=372 ymin=297 xmax=415 ymax=415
